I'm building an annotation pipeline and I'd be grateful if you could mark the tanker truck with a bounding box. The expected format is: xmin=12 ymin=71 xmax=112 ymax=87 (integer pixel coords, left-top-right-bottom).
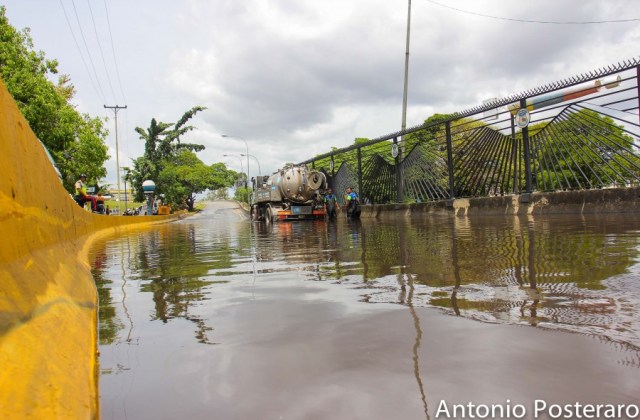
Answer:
xmin=251 ymin=164 xmax=327 ymax=221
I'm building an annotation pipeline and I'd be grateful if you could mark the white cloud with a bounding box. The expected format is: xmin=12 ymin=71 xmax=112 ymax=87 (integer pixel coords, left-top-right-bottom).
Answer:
xmin=3 ymin=0 xmax=639 ymax=185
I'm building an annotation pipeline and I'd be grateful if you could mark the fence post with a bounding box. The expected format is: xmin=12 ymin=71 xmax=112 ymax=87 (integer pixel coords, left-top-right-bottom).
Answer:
xmin=357 ymin=147 xmax=363 ymax=200
xmin=510 ymin=114 xmax=518 ymax=193
xmin=637 ymin=65 xmax=640 ymax=127
xmin=394 ymin=137 xmax=404 ymax=202
xmin=445 ymin=121 xmax=455 ymax=198
xmin=520 ymin=99 xmax=533 ymax=193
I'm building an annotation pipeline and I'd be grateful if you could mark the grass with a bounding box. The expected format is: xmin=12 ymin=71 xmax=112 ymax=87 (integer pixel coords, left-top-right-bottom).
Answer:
xmin=103 ymin=199 xmax=144 ymax=214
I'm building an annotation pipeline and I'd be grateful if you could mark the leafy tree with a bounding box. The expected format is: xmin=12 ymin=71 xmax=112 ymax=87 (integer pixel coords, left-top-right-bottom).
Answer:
xmin=403 ymin=113 xmax=453 ymax=152
xmin=158 ymin=150 xmax=237 ymax=211
xmin=206 ymin=188 xmax=229 ymax=201
xmin=400 ymin=114 xmax=457 ymax=200
xmin=60 ymin=114 xmax=110 ymax=187
xmin=531 ymin=108 xmax=639 ymax=190
xmin=131 ymin=119 xmax=172 ymax=198
xmin=313 ymin=139 xmax=374 ymax=175
xmin=131 ymin=106 xmax=206 ymax=201
xmin=164 ymin=106 xmax=207 ymax=155
xmin=233 ymin=186 xmax=251 ymax=204
xmin=0 ymin=6 xmax=109 ymax=190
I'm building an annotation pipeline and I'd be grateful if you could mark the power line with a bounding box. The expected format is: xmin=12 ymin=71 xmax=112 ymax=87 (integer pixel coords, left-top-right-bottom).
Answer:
xmin=59 ymin=0 xmax=130 ymax=177
xmin=58 ymin=0 xmax=105 ymax=103
xmin=86 ymin=0 xmax=117 ymax=103
xmin=425 ymin=0 xmax=640 ymax=24
xmin=102 ymin=0 xmax=127 ymax=104
xmin=69 ymin=0 xmax=107 ymax=100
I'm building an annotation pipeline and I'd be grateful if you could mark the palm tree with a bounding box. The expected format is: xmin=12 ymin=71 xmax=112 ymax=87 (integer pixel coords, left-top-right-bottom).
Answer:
xmin=131 ymin=106 xmax=207 ymax=201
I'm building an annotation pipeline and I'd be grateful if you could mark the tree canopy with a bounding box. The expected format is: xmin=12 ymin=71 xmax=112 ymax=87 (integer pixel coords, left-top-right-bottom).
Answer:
xmin=131 ymin=107 xmax=238 ymax=210
xmin=131 ymin=106 xmax=207 ymax=202
xmin=0 ymin=6 xmax=109 ymax=191
xmin=159 ymin=150 xmax=237 ymax=211
xmin=529 ymin=108 xmax=640 ymax=190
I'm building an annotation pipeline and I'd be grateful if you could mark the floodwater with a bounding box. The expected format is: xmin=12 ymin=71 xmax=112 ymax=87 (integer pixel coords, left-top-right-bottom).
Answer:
xmin=91 ymin=201 xmax=640 ymax=420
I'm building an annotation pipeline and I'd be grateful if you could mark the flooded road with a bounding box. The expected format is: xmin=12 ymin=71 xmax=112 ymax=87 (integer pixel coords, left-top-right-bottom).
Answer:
xmin=91 ymin=201 xmax=640 ymax=419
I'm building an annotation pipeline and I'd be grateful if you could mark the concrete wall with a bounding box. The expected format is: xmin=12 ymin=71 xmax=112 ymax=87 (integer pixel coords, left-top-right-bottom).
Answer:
xmin=0 ymin=79 xmax=180 ymax=418
xmin=361 ymin=189 xmax=640 ymax=219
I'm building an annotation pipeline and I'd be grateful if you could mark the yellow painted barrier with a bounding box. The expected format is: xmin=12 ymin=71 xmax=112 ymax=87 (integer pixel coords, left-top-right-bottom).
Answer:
xmin=0 ymin=78 xmax=179 ymax=418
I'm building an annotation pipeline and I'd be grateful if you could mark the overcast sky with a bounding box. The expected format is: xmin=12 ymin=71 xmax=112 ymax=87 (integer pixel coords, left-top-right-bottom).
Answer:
xmin=2 ymin=0 xmax=639 ymax=186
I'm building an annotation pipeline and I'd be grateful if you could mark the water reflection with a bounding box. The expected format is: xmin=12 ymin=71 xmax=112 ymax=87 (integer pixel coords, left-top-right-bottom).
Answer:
xmin=356 ymin=214 xmax=640 ymax=358
xmin=91 ymin=205 xmax=640 ymax=418
xmin=91 ymin=222 xmax=240 ymax=347
xmin=91 ymin=210 xmax=640 ymax=364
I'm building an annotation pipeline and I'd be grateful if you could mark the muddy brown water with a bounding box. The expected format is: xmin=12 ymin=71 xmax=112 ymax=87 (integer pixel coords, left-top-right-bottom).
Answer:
xmin=91 ymin=201 xmax=640 ymax=420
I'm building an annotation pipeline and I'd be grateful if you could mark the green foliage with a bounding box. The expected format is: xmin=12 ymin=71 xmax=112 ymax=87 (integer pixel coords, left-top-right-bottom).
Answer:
xmin=130 ymin=106 xmax=207 ymax=201
xmin=206 ymin=188 xmax=230 ymax=201
xmin=233 ymin=186 xmax=251 ymax=204
xmin=404 ymin=113 xmax=453 ymax=152
xmin=158 ymin=150 xmax=237 ymax=211
xmin=313 ymin=138 xmax=375 ymax=174
xmin=130 ymin=106 xmax=241 ymax=210
xmin=0 ymin=6 xmax=109 ymax=191
xmin=531 ymin=109 xmax=638 ymax=190
xmin=93 ymin=268 xmax=122 ymax=345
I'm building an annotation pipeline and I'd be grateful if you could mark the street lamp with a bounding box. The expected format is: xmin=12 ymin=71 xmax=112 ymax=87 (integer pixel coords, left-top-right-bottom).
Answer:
xmin=221 ymin=135 xmax=250 ymax=191
xmin=398 ymin=0 xmax=411 ymax=203
xmin=223 ymin=153 xmax=248 ymax=203
xmin=222 ymin=154 xmax=244 ymax=174
xmin=401 ymin=0 xmax=411 ymax=137
xmin=241 ymin=153 xmax=261 ymax=177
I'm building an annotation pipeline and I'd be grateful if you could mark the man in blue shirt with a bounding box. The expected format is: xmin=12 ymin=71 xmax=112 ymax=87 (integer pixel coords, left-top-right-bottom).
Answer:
xmin=324 ymin=188 xmax=338 ymax=220
xmin=344 ymin=187 xmax=361 ymax=219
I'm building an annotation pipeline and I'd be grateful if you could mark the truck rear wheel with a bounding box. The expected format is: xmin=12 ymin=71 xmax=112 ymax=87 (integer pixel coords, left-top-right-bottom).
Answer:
xmin=266 ymin=205 xmax=274 ymax=222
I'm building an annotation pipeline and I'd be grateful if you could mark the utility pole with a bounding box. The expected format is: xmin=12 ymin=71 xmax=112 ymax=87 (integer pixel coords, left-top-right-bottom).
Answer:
xmin=399 ymin=0 xmax=411 ymax=203
xmin=401 ymin=0 xmax=411 ymax=137
xmin=104 ymin=105 xmax=127 ymax=205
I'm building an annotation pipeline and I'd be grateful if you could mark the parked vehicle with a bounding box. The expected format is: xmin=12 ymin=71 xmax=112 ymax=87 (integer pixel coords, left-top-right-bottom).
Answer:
xmin=123 ymin=206 xmax=142 ymax=216
xmin=251 ymin=164 xmax=326 ymax=222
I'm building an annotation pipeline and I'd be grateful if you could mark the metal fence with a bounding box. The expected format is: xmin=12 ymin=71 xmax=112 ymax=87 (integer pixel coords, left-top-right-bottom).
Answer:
xmin=302 ymin=58 xmax=640 ymax=206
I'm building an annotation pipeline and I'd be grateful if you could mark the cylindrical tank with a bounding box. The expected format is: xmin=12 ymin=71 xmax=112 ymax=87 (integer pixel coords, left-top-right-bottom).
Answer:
xmin=269 ymin=165 xmax=325 ymax=204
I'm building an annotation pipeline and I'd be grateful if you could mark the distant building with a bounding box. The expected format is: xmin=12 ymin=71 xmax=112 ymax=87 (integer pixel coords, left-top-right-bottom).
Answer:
xmin=107 ymin=188 xmax=136 ymax=202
